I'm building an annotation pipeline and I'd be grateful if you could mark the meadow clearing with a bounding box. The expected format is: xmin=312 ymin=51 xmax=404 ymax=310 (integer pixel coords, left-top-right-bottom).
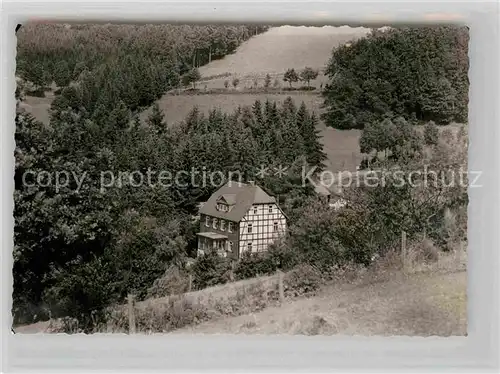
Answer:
xmin=22 ymin=26 xmax=369 ymax=172
xmin=18 ymin=25 xmax=465 ymax=175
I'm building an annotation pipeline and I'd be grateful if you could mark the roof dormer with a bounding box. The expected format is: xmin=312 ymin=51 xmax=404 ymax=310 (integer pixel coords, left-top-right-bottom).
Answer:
xmin=216 ymin=194 xmax=236 ymax=212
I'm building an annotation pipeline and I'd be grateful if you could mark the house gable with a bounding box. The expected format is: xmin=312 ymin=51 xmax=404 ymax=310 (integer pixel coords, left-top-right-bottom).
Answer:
xmin=199 ymin=181 xmax=276 ymax=222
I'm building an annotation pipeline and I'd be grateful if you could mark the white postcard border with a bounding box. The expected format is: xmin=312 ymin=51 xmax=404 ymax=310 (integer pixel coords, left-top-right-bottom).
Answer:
xmin=1 ymin=1 xmax=499 ymax=372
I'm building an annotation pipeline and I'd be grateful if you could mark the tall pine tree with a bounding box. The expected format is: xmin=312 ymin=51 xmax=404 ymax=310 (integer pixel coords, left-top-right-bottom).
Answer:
xmin=147 ymin=103 xmax=167 ymax=135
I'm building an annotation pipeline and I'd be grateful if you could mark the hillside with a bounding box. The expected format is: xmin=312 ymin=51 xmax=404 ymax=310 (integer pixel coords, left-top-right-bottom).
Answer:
xmin=199 ymin=26 xmax=369 ymax=78
xmin=141 ymin=26 xmax=370 ymax=172
xmin=178 ymin=268 xmax=466 ymax=336
xmin=18 ymin=26 xmax=371 ymax=172
xmin=14 ymin=23 xmax=468 ymax=334
xmin=14 ymin=249 xmax=467 ymax=335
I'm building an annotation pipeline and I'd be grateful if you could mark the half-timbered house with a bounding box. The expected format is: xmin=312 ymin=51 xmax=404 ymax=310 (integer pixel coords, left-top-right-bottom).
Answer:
xmin=197 ymin=181 xmax=287 ymax=259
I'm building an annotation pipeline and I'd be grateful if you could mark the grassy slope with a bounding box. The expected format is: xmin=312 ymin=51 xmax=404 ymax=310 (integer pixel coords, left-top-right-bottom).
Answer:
xmin=14 ymin=248 xmax=467 ymax=335
xmin=177 ymin=267 xmax=466 ymax=336
xmin=199 ymin=26 xmax=369 ymax=78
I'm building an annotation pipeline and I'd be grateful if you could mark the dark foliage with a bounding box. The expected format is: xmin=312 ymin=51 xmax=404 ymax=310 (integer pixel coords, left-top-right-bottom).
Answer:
xmin=14 ymin=93 xmax=324 ymax=325
xmin=322 ymin=27 xmax=469 ymax=129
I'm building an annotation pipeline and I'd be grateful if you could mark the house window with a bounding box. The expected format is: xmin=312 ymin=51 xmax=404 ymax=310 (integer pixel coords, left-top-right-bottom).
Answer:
xmin=205 ymin=216 xmax=210 ymax=227
xmin=253 ymin=206 xmax=258 ymax=214
xmin=247 ymin=242 xmax=252 ymax=252
xmin=274 ymin=222 xmax=278 ymax=232
xmin=228 ymin=222 xmax=233 ymax=232
xmin=247 ymin=223 xmax=253 ymax=233
xmin=268 ymin=205 xmax=273 ymax=213
xmin=220 ymin=220 xmax=226 ymax=231
xmin=228 ymin=241 xmax=233 ymax=252
xmin=217 ymin=203 xmax=229 ymax=212
xmin=213 ymin=218 xmax=218 ymax=229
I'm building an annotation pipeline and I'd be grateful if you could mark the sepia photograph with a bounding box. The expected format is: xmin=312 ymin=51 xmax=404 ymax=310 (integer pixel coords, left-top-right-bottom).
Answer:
xmin=13 ymin=22 xmax=469 ymax=336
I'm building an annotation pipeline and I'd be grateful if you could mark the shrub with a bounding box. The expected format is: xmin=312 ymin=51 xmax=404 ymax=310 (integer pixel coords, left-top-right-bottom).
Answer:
xmin=265 ymin=242 xmax=300 ymax=271
xmin=234 ymin=251 xmax=274 ymax=280
xmin=288 ymin=200 xmax=351 ymax=270
xmin=234 ymin=242 xmax=299 ymax=281
xmin=363 ymin=249 xmax=404 ymax=284
xmin=283 ymin=264 xmax=322 ymax=298
xmin=424 ymin=121 xmax=439 ymax=145
xmin=300 ymin=67 xmax=319 ymax=87
xmin=135 ymin=295 xmax=208 ymax=333
xmin=298 ymin=85 xmax=316 ymax=91
xmin=26 ymin=88 xmax=46 ymax=97
xmin=409 ymin=238 xmax=439 ymax=264
xmin=224 ymin=80 xmax=229 ymax=89
xmin=190 ymin=251 xmax=232 ymax=289
xmin=147 ymin=265 xmax=190 ymax=298
xmin=264 ymin=74 xmax=271 ymax=89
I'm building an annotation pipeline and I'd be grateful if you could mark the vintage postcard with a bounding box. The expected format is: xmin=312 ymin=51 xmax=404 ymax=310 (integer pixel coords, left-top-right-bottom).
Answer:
xmin=13 ymin=23 xmax=468 ymax=336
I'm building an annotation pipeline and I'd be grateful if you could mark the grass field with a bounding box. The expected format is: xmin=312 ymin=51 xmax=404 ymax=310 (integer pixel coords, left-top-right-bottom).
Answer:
xmin=141 ymin=92 xmax=363 ymax=172
xmin=176 ymin=250 xmax=467 ymax=337
xmin=20 ymin=26 xmax=367 ymax=172
xmin=140 ymin=92 xmax=324 ymax=124
xmin=19 ymin=96 xmax=52 ymax=125
xmin=142 ymin=26 xmax=372 ymax=172
xmin=197 ymin=26 xmax=369 ymax=90
xmin=198 ymin=26 xmax=369 ymax=78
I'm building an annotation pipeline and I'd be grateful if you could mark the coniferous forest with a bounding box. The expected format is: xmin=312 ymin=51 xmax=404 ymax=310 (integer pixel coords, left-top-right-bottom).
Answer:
xmin=14 ymin=24 xmax=468 ymax=333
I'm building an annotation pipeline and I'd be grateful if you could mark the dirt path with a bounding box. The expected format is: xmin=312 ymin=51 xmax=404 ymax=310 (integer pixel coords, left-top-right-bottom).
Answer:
xmin=176 ymin=269 xmax=467 ymax=336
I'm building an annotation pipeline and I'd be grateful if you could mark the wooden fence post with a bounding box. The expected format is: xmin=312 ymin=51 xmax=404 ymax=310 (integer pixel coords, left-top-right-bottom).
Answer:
xmin=278 ymin=270 xmax=284 ymax=303
xmin=229 ymin=261 xmax=236 ymax=282
xmin=127 ymin=293 xmax=136 ymax=334
xmin=401 ymin=231 xmax=407 ymax=270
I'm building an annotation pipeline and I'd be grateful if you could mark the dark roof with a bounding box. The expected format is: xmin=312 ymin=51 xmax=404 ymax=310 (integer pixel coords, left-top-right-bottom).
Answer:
xmin=199 ymin=181 xmax=276 ymax=222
